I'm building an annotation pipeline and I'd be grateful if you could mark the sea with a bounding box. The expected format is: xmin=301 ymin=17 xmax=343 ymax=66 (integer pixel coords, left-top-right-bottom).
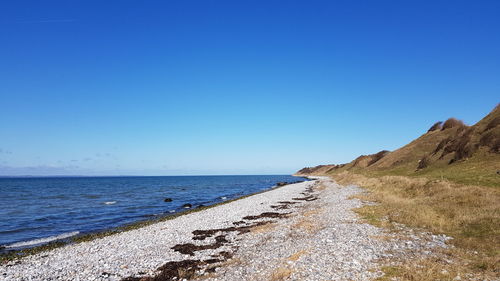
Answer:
xmin=0 ymin=175 xmax=304 ymax=250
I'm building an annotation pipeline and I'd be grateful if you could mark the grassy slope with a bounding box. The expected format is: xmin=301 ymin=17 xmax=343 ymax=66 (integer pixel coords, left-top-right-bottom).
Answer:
xmin=297 ymin=104 xmax=500 ymax=187
xmin=366 ymin=105 xmax=500 ymax=187
xmin=409 ymin=149 xmax=499 ymax=187
xmin=361 ymin=148 xmax=499 ymax=187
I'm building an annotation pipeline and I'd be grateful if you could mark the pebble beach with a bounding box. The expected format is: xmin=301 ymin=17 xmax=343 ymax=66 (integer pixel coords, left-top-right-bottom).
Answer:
xmin=0 ymin=177 xmax=450 ymax=281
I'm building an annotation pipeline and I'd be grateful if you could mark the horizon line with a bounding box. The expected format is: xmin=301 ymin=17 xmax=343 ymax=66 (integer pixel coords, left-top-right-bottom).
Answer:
xmin=0 ymin=173 xmax=299 ymax=178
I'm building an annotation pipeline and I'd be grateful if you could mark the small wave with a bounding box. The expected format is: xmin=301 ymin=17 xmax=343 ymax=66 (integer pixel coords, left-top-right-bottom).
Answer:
xmin=169 ymin=210 xmax=176 ymax=213
xmin=4 ymin=231 xmax=80 ymax=249
xmin=221 ymin=196 xmax=227 ymax=200
xmin=103 ymin=201 xmax=116 ymax=205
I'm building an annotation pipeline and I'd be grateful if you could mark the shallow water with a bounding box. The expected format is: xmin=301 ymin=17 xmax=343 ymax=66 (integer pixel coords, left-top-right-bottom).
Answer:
xmin=0 ymin=175 xmax=303 ymax=249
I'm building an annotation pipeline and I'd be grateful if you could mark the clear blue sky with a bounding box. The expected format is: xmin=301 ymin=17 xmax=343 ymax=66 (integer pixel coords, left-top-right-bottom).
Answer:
xmin=0 ymin=0 xmax=499 ymax=176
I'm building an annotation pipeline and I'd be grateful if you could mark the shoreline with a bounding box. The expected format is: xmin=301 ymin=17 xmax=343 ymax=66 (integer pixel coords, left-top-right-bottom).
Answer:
xmin=0 ymin=177 xmax=448 ymax=280
xmin=0 ymin=179 xmax=321 ymax=280
xmin=0 ymin=177 xmax=310 ymax=262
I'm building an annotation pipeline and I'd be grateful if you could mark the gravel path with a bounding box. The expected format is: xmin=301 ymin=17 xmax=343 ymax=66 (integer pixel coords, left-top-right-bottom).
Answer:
xmin=0 ymin=178 xmax=449 ymax=281
xmin=200 ymin=178 xmax=450 ymax=281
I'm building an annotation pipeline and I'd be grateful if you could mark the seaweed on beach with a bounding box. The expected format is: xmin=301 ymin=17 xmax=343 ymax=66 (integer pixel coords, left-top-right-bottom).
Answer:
xmin=122 ymin=259 xmax=214 ymax=281
xmin=191 ymin=221 xmax=271 ymax=240
xmin=212 ymin=251 xmax=233 ymax=259
xmin=273 ymin=204 xmax=289 ymax=209
xmin=277 ymin=201 xmax=299 ymax=205
xmin=271 ymin=200 xmax=302 ymax=210
xmin=292 ymin=195 xmax=318 ymax=201
xmin=171 ymin=235 xmax=229 ymax=256
xmin=122 ymin=188 xmax=307 ymax=280
xmin=242 ymin=212 xmax=290 ymax=220
xmin=121 ymin=251 xmax=236 ymax=281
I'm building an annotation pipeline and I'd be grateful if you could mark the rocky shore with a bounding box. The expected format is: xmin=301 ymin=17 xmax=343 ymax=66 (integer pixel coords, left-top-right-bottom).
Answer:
xmin=0 ymin=178 xmax=450 ymax=281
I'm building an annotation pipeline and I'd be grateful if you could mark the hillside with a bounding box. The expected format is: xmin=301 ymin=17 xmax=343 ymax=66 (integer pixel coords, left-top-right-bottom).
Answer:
xmin=296 ymin=105 xmax=500 ymax=278
xmin=296 ymin=104 xmax=500 ymax=187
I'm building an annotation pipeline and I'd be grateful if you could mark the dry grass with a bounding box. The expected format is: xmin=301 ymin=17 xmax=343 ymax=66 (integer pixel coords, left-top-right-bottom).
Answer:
xmin=292 ymin=219 xmax=318 ymax=233
xmin=315 ymin=183 xmax=327 ymax=191
xmin=198 ymin=258 xmax=244 ymax=280
xmin=250 ymin=223 xmax=277 ymax=234
xmin=303 ymin=208 xmax=322 ymax=217
xmin=287 ymin=249 xmax=307 ymax=261
xmin=270 ymin=266 xmax=293 ymax=281
xmin=332 ymin=171 xmax=500 ymax=280
xmin=376 ymin=247 xmax=493 ymax=281
xmin=369 ymin=234 xmax=394 ymax=242
xmin=269 ymin=250 xmax=308 ymax=281
xmin=292 ymin=208 xmax=324 ymax=233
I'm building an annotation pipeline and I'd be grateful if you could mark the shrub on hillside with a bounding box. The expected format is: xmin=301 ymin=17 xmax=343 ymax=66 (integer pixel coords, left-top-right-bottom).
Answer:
xmin=479 ymin=131 xmax=500 ymax=153
xmin=449 ymin=128 xmax=477 ymax=163
xmin=427 ymin=121 xmax=443 ymax=132
xmin=441 ymin=139 xmax=460 ymax=158
xmin=441 ymin=128 xmax=475 ymax=160
xmin=433 ymin=137 xmax=451 ymax=155
xmin=450 ymin=143 xmax=477 ymax=164
xmin=417 ymin=156 xmax=430 ymax=169
xmin=441 ymin=118 xmax=465 ymax=130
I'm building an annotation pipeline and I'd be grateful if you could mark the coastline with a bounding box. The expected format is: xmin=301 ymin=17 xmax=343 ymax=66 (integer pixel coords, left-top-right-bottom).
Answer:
xmin=0 ymin=177 xmax=450 ymax=281
xmin=0 ymin=179 xmax=317 ymax=280
xmin=0 ymin=177 xmax=309 ymax=262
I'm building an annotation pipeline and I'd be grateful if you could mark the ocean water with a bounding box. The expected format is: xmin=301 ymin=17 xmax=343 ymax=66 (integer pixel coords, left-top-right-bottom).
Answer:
xmin=0 ymin=175 xmax=303 ymax=250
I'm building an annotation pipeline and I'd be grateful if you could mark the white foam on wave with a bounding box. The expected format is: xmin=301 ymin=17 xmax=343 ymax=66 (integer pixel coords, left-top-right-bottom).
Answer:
xmin=104 ymin=201 xmax=116 ymax=205
xmin=4 ymin=231 xmax=80 ymax=249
